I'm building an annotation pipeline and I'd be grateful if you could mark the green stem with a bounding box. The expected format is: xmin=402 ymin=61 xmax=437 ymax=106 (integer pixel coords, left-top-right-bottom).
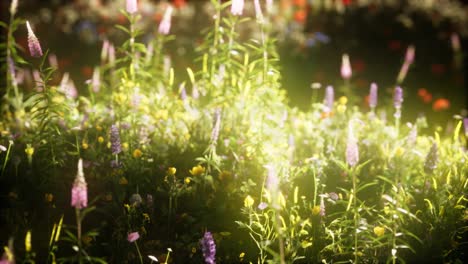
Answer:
xmin=75 ymin=208 xmax=82 ymax=262
xmin=352 ymin=168 xmax=359 ymax=263
xmin=134 ymin=241 xmax=143 ymax=264
xmin=1 ymin=141 xmax=13 ymax=178
xmin=210 ymin=0 xmax=222 ymax=84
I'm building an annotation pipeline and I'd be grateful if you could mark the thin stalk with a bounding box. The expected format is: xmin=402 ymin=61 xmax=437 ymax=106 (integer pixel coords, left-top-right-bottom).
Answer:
xmin=1 ymin=141 xmax=13 ymax=178
xmin=210 ymin=0 xmax=222 ymax=84
xmin=134 ymin=241 xmax=143 ymax=264
xmin=352 ymin=168 xmax=359 ymax=263
xmin=75 ymin=208 xmax=82 ymax=262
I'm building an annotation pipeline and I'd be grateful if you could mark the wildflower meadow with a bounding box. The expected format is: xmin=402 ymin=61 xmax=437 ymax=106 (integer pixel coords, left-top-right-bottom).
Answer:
xmin=0 ymin=0 xmax=467 ymax=263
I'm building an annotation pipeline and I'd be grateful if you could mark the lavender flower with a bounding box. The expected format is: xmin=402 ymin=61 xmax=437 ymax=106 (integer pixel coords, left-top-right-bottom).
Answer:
xmin=158 ymin=6 xmax=173 ymax=35
xmin=404 ymin=45 xmax=415 ymax=64
xmin=393 ymin=86 xmax=403 ymax=109
xmin=127 ymin=232 xmax=140 ymax=243
xmin=407 ymin=125 xmax=418 ymax=145
xmin=340 ymin=54 xmax=352 ymax=80
xmin=346 ymin=123 xmax=359 ymax=167
xmin=258 ymin=202 xmax=268 ymax=210
xmin=210 ymin=108 xmax=222 ymax=144
xmin=231 ymin=0 xmax=244 ymax=16
xmin=126 ymin=0 xmax=138 ymax=14
xmin=369 ymin=83 xmax=378 ymax=109
xmin=71 ymin=159 xmax=88 ymax=209
xmin=110 ymin=124 xmax=122 ymax=155
xmin=254 ymin=0 xmax=264 ymax=24
xmin=424 ymin=143 xmax=438 ymax=174
xmin=396 ymin=61 xmax=410 ymax=84
xmin=324 ymin=85 xmax=334 ymax=113
xmin=319 ymin=196 xmax=325 ymax=217
xmin=200 ymin=231 xmax=216 ymax=264
xmin=26 ymin=21 xmax=43 ymax=58
xmin=91 ymin=67 xmax=100 ymax=93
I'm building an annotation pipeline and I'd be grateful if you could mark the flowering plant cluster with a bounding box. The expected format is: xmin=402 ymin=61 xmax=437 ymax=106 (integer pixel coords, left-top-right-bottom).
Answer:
xmin=0 ymin=0 xmax=467 ymax=263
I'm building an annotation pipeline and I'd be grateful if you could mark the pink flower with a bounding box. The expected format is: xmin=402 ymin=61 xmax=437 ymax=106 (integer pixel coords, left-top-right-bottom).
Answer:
xmin=340 ymin=54 xmax=352 ymax=80
xmin=127 ymin=232 xmax=140 ymax=243
xmin=346 ymin=122 xmax=359 ymax=167
xmin=231 ymin=0 xmax=244 ymax=16
xmin=71 ymin=159 xmax=88 ymax=209
xmin=26 ymin=21 xmax=43 ymax=58
xmin=126 ymin=0 xmax=138 ymax=14
xmin=158 ymin=6 xmax=174 ymax=35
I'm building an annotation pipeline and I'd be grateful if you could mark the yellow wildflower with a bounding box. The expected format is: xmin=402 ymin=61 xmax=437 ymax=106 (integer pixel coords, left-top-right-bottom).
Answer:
xmin=167 ymin=167 xmax=177 ymax=175
xmin=25 ymin=145 xmax=34 ymax=156
xmin=122 ymin=142 xmax=129 ymax=152
xmin=184 ymin=177 xmax=191 ymax=184
xmin=189 ymin=165 xmax=205 ymax=176
xmin=337 ymin=104 xmax=346 ymax=113
xmin=82 ymin=140 xmax=89 ymax=150
xmin=98 ymin=136 xmax=104 ymax=143
xmin=339 ymin=96 xmax=348 ymax=105
xmin=133 ymin=149 xmax=142 ymax=158
xmin=395 ymin=147 xmax=404 ymax=157
xmin=374 ymin=226 xmax=385 ymax=237
xmin=311 ymin=205 xmax=321 ymax=216
xmin=239 ymin=252 xmax=245 ymax=259
xmin=96 ymin=125 xmax=103 ymax=131
xmin=244 ymin=195 xmax=254 ymax=208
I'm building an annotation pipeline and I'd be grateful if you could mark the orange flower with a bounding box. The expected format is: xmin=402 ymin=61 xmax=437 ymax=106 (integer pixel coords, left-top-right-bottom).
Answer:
xmin=294 ymin=10 xmax=307 ymax=23
xmin=418 ymin=88 xmax=428 ymax=97
xmin=432 ymin=98 xmax=450 ymax=111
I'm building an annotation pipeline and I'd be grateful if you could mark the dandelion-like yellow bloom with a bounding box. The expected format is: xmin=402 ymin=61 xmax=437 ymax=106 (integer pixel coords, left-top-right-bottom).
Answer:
xmin=374 ymin=226 xmax=385 ymax=237
xmin=25 ymin=145 xmax=34 ymax=156
xmin=239 ymin=252 xmax=245 ymax=258
xmin=339 ymin=96 xmax=348 ymax=105
xmin=337 ymin=104 xmax=347 ymax=113
xmin=311 ymin=205 xmax=321 ymax=216
xmin=167 ymin=167 xmax=177 ymax=175
xmin=98 ymin=136 xmax=104 ymax=143
xmin=133 ymin=149 xmax=142 ymax=158
xmin=122 ymin=142 xmax=129 ymax=152
xmin=395 ymin=147 xmax=405 ymax=157
xmin=184 ymin=177 xmax=191 ymax=184
xmin=244 ymin=195 xmax=254 ymax=207
xmin=82 ymin=141 xmax=89 ymax=150
xmin=189 ymin=165 xmax=205 ymax=176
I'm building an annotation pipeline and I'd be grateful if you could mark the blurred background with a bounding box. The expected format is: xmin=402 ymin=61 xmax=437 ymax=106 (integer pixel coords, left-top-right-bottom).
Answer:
xmin=1 ymin=0 xmax=468 ymax=127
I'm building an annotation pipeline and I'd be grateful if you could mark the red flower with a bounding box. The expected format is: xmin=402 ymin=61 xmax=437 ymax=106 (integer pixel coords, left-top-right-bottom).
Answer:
xmin=388 ymin=40 xmax=401 ymax=51
xmin=432 ymin=98 xmax=450 ymax=111
xmin=294 ymin=10 xmax=307 ymax=23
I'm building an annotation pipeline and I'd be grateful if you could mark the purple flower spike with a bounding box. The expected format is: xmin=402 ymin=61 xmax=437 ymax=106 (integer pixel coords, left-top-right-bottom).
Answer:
xmin=346 ymin=123 xmax=359 ymax=167
xmin=126 ymin=0 xmax=138 ymax=14
xmin=324 ymin=86 xmax=334 ymax=113
xmin=110 ymin=124 xmax=122 ymax=155
xmin=231 ymin=0 xmax=244 ymax=16
xmin=424 ymin=143 xmax=439 ymax=174
xmin=393 ymin=86 xmax=403 ymax=109
xmin=26 ymin=21 xmax=43 ymax=58
xmin=158 ymin=6 xmax=173 ymax=35
xmin=71 ymin=159 xmax=88 ymax=209
xmin=369 ymin=83 xmax=378 ymax=108
xmin=200 ymin=231 xmax=216 ymax=264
